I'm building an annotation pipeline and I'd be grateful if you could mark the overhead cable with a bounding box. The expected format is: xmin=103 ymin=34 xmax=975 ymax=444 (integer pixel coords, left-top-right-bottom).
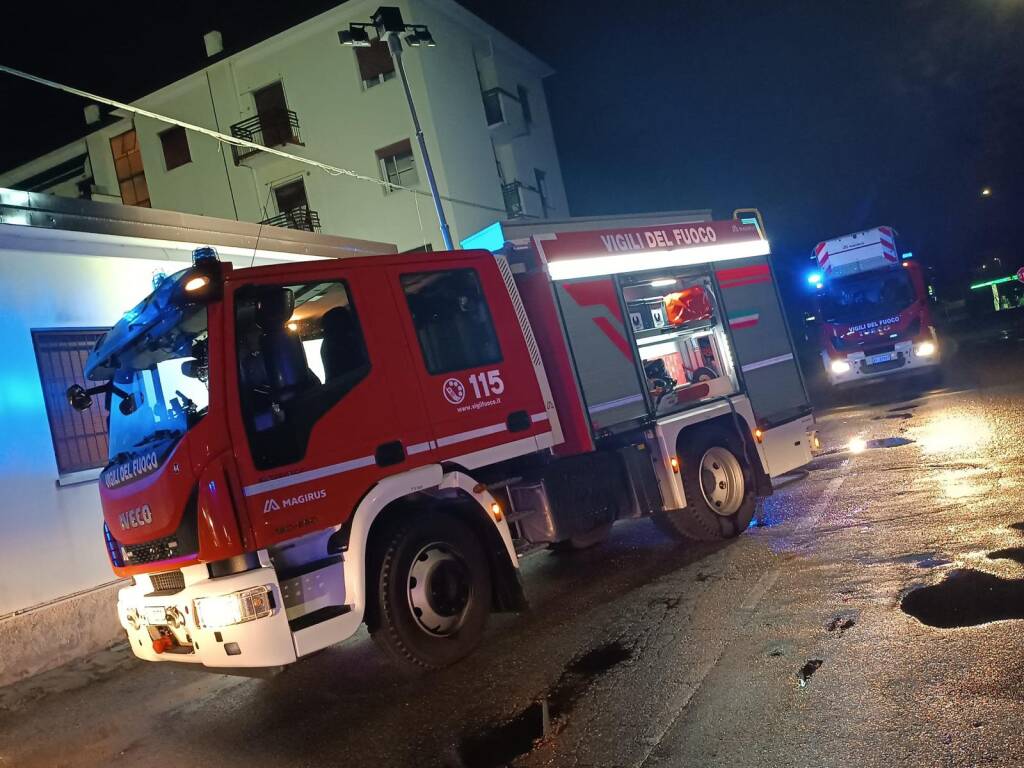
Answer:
xmin=0 ymin=64 xmax=508 ymax=215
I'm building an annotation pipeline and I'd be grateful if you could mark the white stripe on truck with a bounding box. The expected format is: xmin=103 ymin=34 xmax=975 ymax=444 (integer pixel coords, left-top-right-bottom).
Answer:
xmin=741 ymin=353 xmax=794 ymax=373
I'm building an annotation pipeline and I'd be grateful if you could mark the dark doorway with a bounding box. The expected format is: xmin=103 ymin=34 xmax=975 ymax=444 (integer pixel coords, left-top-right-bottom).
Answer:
xmin=273 ymin=178 xmax=311 ymax=229
xmin=254 ymin=82 xmax=292 ymax=148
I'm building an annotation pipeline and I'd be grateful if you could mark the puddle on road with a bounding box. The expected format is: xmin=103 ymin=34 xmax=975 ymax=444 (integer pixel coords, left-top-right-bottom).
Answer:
xmin=889 ymin=404 xmax=920 ymax=412
xmin=892 ymin=552 xmax=953 ymax=569
xmin=797 ymin=659 xmax=823 ymax=687
xmin=458 ymin=641 xmax=632 ymax=768
xmin=987 ymin=547 xmax=1024 ymax=565
xmin=901 ymin=569 xmax=1024 ymax=628
xmin=865 ymin=437 xmax=915 ymax=449
xmin=825 ymin=612 xmax=858 ymax=634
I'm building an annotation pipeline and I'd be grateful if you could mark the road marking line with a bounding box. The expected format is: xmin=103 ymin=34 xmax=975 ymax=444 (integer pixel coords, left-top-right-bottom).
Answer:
xmin=739 ymin=567 xmax=782 ymax=611
xmin=796 ymin=475 xmax=845 ymax=531
xmin=635 ymin=564 xmax=784 ymax=767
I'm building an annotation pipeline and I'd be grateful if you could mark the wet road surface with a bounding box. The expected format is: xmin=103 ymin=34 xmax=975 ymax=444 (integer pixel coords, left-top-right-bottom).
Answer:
xmin=4 ymin=341 xmax=1024 ymax=767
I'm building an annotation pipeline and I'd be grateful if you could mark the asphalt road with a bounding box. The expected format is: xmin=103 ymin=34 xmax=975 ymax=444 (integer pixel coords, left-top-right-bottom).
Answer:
xmin=4 ymin=338 xmax=1024 ymax=768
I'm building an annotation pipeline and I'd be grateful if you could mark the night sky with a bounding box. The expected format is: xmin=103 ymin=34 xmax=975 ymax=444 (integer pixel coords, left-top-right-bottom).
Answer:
xmin=2 ymin=1 xmax=1022 ymax=298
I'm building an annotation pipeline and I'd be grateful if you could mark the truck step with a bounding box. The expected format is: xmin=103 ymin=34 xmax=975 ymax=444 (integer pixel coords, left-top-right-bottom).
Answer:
xmin=288 ymin=604 xmax=352 ymax=633
xmin=276 ymin=555 xmax=342 ymax=582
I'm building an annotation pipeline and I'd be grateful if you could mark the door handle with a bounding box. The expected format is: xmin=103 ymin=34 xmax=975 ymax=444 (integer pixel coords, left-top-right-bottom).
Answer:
xmin=375 ymin=441 xmax=406 ymax=467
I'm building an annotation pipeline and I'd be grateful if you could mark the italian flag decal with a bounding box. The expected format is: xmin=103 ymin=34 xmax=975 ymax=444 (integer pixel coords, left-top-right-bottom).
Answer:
xmin=728 ymin=311 xmax=760 ymax=329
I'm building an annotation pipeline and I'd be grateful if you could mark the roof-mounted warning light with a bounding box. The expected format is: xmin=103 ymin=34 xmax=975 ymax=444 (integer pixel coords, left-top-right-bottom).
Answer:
xmin=192 ymin=246 xmax=219 ymax=265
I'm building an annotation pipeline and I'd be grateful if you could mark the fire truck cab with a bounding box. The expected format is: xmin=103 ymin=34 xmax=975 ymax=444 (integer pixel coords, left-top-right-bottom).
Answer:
xmin=75 ymin=211 xmax=814 ymax=672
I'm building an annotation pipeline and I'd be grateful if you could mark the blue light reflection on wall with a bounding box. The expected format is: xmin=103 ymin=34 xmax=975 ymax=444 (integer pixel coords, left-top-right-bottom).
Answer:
xmin=460 ymin=221 xmax=505 ymax=253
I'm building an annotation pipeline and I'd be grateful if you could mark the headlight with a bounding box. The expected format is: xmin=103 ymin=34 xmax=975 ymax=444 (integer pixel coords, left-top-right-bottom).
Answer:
xmin=194 ymin=586 xmax=273 ymax=629
xmin=830 ymin=359 xmax=851 ymax=374
xmin=915 ymin=340 xmax=936 ymax=357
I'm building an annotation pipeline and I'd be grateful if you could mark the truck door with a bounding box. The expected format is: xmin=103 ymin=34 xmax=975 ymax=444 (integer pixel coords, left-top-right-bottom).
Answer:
xmin=388 ymin=258 xmax=553 ymax=468
xmin=553 ymin=277 xmax=648 ymax=431
xmin=226 ymin=267 xmax=433 ymax=548
xmin=714 ymin=255 xmax=812 ymax=427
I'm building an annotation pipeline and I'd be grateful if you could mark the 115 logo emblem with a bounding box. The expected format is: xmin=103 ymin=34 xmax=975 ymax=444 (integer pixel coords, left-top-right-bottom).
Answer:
xmin=442 ymin=370 xmax=504 ymax=405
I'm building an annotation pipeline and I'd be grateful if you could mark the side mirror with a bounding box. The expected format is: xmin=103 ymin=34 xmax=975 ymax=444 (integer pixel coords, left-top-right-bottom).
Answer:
xmin=67 ymin=384 xmax=93 ymax=412
xmin=119 ymin=392 xmax=142 ymax=416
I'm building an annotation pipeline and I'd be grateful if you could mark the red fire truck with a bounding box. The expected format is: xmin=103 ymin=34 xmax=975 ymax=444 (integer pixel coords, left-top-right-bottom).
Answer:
xmin=70 ymin=211 xmax=814 ymax=672
xmin=812 ymin=226 xmax=940 ymax=386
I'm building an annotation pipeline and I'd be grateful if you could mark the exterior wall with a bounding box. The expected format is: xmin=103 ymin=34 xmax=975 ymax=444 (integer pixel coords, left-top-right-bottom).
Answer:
xmin=0 ymin=237 xmax=316 ymax=618
xmin=0 ymin=0 xmax=568 ymax=253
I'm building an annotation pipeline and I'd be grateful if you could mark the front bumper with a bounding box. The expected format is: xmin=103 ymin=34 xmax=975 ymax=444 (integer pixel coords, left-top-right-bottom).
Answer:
xmin=823 ymin=341 xmax=939 ymax=387
xmin=117 ymin=559 xmax=298 ymax=669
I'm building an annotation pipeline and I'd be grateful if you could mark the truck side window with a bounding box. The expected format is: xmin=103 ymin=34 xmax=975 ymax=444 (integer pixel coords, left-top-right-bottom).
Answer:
xmin=400 ymin=269 xmax=502 ymax=374
xmin=235 ymin=280 xmax=370 ymax=469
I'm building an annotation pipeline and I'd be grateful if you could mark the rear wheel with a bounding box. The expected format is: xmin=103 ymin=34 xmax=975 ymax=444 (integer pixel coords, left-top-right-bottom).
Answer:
xmin=652 ymin=428 xmax=756 ymax=541
xmin=369 ymin=513 xmax=491 ymax=671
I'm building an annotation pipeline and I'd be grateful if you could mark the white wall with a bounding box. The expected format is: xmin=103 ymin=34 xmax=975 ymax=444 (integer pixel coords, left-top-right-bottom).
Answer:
xmin=0 ymin=231 xmax=315 ymax=617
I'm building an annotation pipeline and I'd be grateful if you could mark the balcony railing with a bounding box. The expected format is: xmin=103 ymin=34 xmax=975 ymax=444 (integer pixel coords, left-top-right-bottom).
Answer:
xmin=259 ymin=206 xmax=321 ymax=233
xmin=230 ymin=109 xmax=302 ymax=164
xmin=502 ymin=181 xmax=524 ymax=218
xmin=502 ymin=181 xmax=548 ymax=220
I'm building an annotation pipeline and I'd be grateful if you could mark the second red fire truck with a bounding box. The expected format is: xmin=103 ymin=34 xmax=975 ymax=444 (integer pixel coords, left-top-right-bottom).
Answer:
xmin=811 ymin=226 xmax=940 ymax=387
xmin=70 ymin=211 xmax=815 ymax=672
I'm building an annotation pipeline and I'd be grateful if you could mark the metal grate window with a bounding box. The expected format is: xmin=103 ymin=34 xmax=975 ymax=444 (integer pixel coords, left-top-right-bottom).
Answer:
xmin=31 ymin=328 xmax=110 ymax=477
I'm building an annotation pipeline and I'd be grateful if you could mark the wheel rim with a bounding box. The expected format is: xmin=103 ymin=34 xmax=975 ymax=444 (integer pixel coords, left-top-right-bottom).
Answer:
xmin=699 ymin=446 xmax=745 ymax=516
xmin=407 ymin=543 xmax=472 ymax=636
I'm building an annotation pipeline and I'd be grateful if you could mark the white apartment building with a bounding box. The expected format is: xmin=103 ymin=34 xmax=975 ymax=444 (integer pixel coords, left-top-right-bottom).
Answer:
xmin=0 ymin=0 xmax=568 ymax=251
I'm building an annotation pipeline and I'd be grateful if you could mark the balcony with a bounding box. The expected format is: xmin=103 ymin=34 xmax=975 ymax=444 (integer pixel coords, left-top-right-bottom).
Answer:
xmin=259 ymin=206 xmax=321 ymax=233
xmin=481 ymin=88 xmax=528 ymax=144
xmin=502 ymin=181 xmax=547 ymax=220
xmin=230 ymin=109 xmax=303 ymax=165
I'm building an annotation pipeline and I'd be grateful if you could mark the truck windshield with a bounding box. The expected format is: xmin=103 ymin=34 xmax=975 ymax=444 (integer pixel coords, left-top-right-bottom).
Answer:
xmin=820 ymin=269 xmax=915 ymax=324
xmin=107 ymin=309 xmax=209 ymax=461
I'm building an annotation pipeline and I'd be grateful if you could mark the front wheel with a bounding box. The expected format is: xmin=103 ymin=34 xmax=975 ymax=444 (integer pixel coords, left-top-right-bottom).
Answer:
xmin=652 ymin=428 xmax=756 ymax=541
xmin=368 ymin=513 xmax=491 ymax=671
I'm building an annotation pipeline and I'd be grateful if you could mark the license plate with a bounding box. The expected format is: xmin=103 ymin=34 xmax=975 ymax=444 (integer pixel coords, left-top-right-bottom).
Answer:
xmin=868 ymin=352 xmax=894 ymax=365
xmin=144 ymin=606 xmax=168 ymax=625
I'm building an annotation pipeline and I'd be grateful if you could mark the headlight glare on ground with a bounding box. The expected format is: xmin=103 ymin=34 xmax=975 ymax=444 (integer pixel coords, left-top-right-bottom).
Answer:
xmin=194 ymin=586 xmax=272 ymax=629
xmin=831 ymin=359 xmax=851 ymax=374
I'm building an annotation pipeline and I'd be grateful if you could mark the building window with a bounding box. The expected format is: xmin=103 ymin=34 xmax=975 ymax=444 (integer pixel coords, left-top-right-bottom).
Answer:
xmin=31 ymin=328 xmax=110 ymax=478
xmin=274 ymin=178 xmax=308 ymax=214
xmin=271 ymin=178 xmax=317 ymax=231
xmin=400 ymin=269 xmax=502 ymax=375
xmin=377 ymin=139 xmax=418 ymax=192
xmin=356 ymin=39 xmax=396 ymax=89
xmin=253 ymin=81 xmax=296 ymax=149
xmin=159 ymin=126 xmax=191 ymax=171
xmin=534 ymin=169 xmax=549 ymax=217
xmin=517 ymin=85 xmax=532 ymax=125
xmin=482 ymin=89 xmax=504 ymax=127
xmin=110 ymin=129 xmax=150 ymax=207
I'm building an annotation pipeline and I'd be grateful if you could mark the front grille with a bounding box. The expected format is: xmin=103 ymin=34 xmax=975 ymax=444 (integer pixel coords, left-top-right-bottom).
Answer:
xmin=122 ymin=535 xmax=183 ymax=566
xmin=864 ymin=343 xmax=896 ymax=356
xmin=149 ymin=570 xmax=185 ymax=594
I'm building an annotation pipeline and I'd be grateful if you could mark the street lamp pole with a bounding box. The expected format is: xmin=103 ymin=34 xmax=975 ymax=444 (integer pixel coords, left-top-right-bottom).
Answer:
xmin=340 ymin=7 xmax=453 ymax=250
xmin=386 ymin=33 xmax=453 ymax=250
